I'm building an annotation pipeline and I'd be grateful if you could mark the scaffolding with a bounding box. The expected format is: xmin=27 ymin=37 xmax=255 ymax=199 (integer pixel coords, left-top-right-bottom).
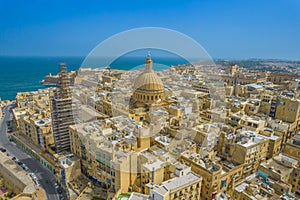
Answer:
xmin=51 ymin=63 xmax=75 ymax=153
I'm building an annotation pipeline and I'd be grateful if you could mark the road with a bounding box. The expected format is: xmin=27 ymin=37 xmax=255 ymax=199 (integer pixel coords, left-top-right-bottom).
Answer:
xmin=0 ymin=104 xmax=61 ymax=200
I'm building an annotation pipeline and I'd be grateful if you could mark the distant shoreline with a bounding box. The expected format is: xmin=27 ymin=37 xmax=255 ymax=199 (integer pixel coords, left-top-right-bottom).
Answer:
xmin=1 ymin=56 xmax=299 ymax=101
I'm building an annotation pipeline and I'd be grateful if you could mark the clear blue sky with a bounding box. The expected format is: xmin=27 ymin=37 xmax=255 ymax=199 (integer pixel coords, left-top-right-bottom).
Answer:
xmin=0 ymin=0 xmax=299 ymax=59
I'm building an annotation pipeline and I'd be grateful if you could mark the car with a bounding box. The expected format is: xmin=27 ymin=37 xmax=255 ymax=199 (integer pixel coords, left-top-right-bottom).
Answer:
xmin=0 ymin=148 xmax=6 ymax=152
xmin=33 ymin=178 xmax=40 ymax=187
xmin=29 ymin=173 xmax=37 ymax=179
xmin=12 ymin=157 xmax=16 ymax=161
xmin=21 ymin=164 xmax=29 ymax=171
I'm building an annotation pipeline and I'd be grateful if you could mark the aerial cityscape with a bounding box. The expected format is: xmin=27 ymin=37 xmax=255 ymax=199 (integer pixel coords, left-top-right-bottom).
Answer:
xmin=1 ymin=1 xmax=300 ymax=200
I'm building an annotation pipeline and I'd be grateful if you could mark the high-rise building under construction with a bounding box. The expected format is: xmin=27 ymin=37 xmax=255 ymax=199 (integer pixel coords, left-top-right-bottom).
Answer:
xmin=51 ymin=63 xmax=74 ymax=153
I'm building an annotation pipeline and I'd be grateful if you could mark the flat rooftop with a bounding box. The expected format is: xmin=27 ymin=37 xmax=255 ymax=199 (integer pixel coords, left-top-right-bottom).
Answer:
xmin=0 ymin=152 xmax=36 ymax=195
xmin=152 ymin=172 xmax=202 ymax=195
xmin=129 ymin=192 xmax=149 ymax=200
xmin=143 ymin=159 xmax=164 ymax=171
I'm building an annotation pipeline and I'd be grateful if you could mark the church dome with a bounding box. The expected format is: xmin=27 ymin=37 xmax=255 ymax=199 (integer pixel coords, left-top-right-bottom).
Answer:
xmin=133 ymin=53 xmax=165 ymax=104
xmin=134 ymin=70 xmax=164 ymax=91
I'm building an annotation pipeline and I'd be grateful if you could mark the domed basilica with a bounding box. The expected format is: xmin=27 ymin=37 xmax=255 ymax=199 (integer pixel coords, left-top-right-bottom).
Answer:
xmin=131 ymin=53 xmax=165 ymax=108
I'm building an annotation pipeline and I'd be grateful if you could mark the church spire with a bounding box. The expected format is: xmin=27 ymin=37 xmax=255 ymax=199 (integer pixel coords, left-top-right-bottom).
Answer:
xmin=145 ymin=51 xmax=153 ymax=72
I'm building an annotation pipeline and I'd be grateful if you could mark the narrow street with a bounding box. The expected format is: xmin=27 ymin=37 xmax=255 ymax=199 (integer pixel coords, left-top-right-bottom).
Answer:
xmin=0 ymin=104 xmax=61 ymax=200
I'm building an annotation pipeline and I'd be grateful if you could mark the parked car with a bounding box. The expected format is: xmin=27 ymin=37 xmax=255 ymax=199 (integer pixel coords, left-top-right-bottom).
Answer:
xmin=21 ymin=163 xmax=29 ymax=171
xmin=34 ymin=180 xmax=40 ymax=186
xmin=29 ymin=173 xmax=37 ymax=179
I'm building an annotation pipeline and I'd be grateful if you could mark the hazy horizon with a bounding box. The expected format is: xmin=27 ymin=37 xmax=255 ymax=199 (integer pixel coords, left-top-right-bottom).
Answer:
xmin=1 ymin=55 xmax=300 ymax=62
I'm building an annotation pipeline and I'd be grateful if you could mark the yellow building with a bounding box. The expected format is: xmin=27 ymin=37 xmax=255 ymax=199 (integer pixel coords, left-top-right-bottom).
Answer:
xmin=140 ymin=160 xmax=165 ymax=193
xmin=0 ymin=152 xmax=39 ymax=197
xmin=243 ymin=99 xmax=260 ymax=115
xmin=258 ymin=128 xmax=282 ymax=159
xmin=258 ymin=156 xmax=294 ymax=183
xmin=275 ymin=96 xmax=300 ymax=123
xmin=233 ymin=173 xmax=293 ymax=200
xmin=259 ymin=91 xmax=277 ymax=115
xmin=149 ymin=171 xmax=202 ymax=200
xmin=13 ymin=89 xmax=55 ymax=151
xmin=179 ymin=152 xmax=222 ymax=200
xmin=258 ymin=153 xmax=299 ymax=199
xmin=225 ymin=64 xmax=240 ymax=76
xmin=267 ymin=73 xmax=299 ymax=84
xmin=239 ymin=116 xmax=265 ymax=133
xmin=228 ymin=112 xmax=265 ymax=132
xmin=54 ymin=154 xmax=82 ymax=193
xmin=267 ymin=118 xmax=296 ymax=146
xmin=283 ymin=134 xmax=300 ymax=160
xmin=219 ymin=161 xmax=244 ymax=197
xmin=199 ymin=108 xmax=227 ymax=123
xmin=192 ymin=123 xmax=222 ymax=145
xmin=228 ymin=130 xmax=268 ymax=177
xmin=282 ymin=134 xmax=300 ymax=197
xmin=12 ymin=188 xmax=47 ymax=200
xmin=259 ymin=92 xmax=300 ymax=123
xmin=290 ymin=167 xmax=300 ymax=198
xmin=69 ymin=118 xmax=143 ymax=197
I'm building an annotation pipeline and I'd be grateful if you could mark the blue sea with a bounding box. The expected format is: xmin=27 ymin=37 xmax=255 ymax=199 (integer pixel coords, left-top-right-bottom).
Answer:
xmin=0 ymin=55 xmax=188 ymax=100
